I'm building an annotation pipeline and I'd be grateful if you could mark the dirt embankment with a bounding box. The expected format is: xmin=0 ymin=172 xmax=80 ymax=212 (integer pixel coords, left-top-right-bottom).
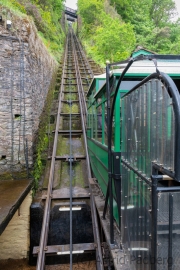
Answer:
xmin=0 ymin=259 xmax=96 ymax=270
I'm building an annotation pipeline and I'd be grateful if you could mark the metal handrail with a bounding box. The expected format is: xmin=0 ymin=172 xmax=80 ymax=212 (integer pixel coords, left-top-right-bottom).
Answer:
xmin=103 ymin=55 xmax=180 ymax=247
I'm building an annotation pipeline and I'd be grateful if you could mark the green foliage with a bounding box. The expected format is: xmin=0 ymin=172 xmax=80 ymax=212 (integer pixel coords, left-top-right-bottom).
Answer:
xmin=92 ymin=15 xmax=135 ymax=62
xmin=108 ymin=0 xmax=180 ymax=54
xmin=32 ymin=69 xmax=57 ymax=196
xmin=109 ymin=0 xmax=127 ymax=20
xmin=150 ymin=0 xmax=177 ymax=27
xmin=11 ymin=0 xmax=27 ymax=13
xmin=78 ymin=0 xmax=136 ymax=65
xmin=78 ymin=0 xmax=104 ymax=34
xmin=32 ymin=133 xmax=48 ymax=193
xmin=26 ymin=0 xmax=65 ymax=60
xmin=0 ymin=0 xmax=26 ymax=13
xmin=78 ymin=0 xmax=180 ymax=63
xmin=0 ymin=0 xmax=65 ymax=61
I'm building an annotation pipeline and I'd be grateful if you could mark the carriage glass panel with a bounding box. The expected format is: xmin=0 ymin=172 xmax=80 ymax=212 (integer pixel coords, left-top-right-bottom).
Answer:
xmin=120 ymin=75 xmax=175 ymax=269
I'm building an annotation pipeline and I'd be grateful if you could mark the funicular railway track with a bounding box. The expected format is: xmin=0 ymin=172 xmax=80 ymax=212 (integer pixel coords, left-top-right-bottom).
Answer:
xmin=33 ymin=28 xmax=104 ymax=270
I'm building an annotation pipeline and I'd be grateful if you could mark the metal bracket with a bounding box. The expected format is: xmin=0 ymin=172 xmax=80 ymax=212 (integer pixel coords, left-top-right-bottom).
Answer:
xmin=66 ymin=100 xmax=73 ymax=106
xmin=112 ymin=174 xmax=121 ymax=180
xmin=109 ymin=240 xmax=119 ymax=250
xmin=112 ymin=152 xmax=121 ymax=179
xmin=66 ymin=156 xmax=76 ymax=163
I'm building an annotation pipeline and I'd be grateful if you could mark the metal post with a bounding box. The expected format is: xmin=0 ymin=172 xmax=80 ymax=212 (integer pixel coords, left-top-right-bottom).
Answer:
xmin=168 ymin=193 xmax=173 ymax=270
xmin=159 ymin=73 xmax=180 ymax=182
xmin=112 ymin=152 xmax=121 ymax=228
xmin=151 ymin=175 xmax=158 ymax=270
xmin=106 ymin=62 xmax=114 ymax=244
xmin=151 ymin=175 xmax=162 ymax=270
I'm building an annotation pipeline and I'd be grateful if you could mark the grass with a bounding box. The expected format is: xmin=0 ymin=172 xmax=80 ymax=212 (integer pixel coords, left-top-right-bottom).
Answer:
xmin=0 ymin=0 xmax=65 ymax=62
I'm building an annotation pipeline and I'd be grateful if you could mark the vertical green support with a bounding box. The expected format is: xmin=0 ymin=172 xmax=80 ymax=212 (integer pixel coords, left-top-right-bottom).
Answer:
xmin=121 ymin=98 xmax=125 ymax=154
xmin=114 ymin=91 xmax=120 ymax=152
xmin=94 ymin=104 xmax=97 ymax=140
xmin=148 ymin=84 xmax=151 ymax=154
xmin=102 ymin=100 xmax=105 ymax=144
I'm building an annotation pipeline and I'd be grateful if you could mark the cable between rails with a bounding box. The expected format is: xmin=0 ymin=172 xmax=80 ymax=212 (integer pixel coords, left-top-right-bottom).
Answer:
xmin=71 ymin=30 xmax=104 ymax=270
xmin=68 ymin=34 xmax=73 ymax=270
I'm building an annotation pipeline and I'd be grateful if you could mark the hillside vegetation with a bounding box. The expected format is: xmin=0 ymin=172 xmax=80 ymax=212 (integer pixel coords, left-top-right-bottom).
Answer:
xmin=0 ymin=0 xmax=65 ymax=61
xmin=1 ymin=0 xmax=180 ymax=65
xmin=77 ymin=0 xmax=180 ymax=65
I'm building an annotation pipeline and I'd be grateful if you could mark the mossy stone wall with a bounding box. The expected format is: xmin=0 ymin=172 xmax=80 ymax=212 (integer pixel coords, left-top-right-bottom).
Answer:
xmin=0 ymin=11 xmax=58 ymax=173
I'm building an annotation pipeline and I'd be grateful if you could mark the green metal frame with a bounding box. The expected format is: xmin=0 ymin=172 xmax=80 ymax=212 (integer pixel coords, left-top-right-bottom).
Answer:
xmin=87 ymin=74 xmax=130 ymax=225
xmin=87 ymin=69 xmax=180 ymax=226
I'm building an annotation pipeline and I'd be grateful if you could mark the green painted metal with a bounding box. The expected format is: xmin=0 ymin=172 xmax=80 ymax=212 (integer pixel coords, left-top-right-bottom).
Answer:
xmin=87 ymin=138 xmax=119 ymax=223
xmin=102 ymin=101 xmax=105 ymax=144
xmin=86 ymin=58 xmax=179 ymax=231
xmin=114 ymin=91 xmax=120 ymax=152
xmin=86 ymin=74 xmax=129 ymax=225
xmin=131 ymin=48 xmax=155 ymax=58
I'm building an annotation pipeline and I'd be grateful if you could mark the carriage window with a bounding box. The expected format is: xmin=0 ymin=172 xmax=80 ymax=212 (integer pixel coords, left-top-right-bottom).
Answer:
xmin=98 ymin=79 xmax=106 ymax=89
xmin=120 ymin=81 xmax=141 ymax=91
xmin=97 ymin=105 xmax=102 ymax=143
xmin=92 ymin=84 xmax=96 ymax=96
xmin=104 ymin=101 xmax=115 ymax=148
xmin=104 ymin=102 xmax=108 ymax=146
xmin=112 ymin=113 xmax=115 ymax=148
xmin=88 ymin=107 xmax=92 ymax=128
xmin=92 ymin=104 xmax=96 ymax=139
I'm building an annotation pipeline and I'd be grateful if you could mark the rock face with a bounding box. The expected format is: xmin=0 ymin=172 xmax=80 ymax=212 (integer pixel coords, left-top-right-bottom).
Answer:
xmin=0 ymin=13 xmax=58 ymax=173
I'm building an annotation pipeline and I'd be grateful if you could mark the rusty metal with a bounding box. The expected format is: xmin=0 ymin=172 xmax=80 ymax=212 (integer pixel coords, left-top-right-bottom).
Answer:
xmin=72 ymin=30 xmax=104 ymax=270
xmin=42 ymin=194 xmax=90 ymax=200
xmin=60 ymin=113 xmax=80 ymax=116
xmin=36 ymin=33 xmax=69 ymax=270
xmin=48 ymin=155 xmax=86 ymax=160
xmin=41 ymin=187 xmax=90 ymax=200
xmin=36 ymin=28 xmax=104 ymax=270
xmin=33 ymin=243 xmax=95 ymax=255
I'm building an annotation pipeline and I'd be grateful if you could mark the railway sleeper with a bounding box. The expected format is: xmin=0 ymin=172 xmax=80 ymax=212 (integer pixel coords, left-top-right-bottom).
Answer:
xmin=33 ymin=243 xmax=95 ymax=256
xmin=29 ymin=201 xmax=95 ymax=265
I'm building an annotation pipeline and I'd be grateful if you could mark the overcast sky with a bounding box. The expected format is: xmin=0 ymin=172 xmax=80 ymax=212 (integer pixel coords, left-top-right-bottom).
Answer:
xmin=174 ymin=0 xmax=180 ymax=18
xmin=65 ymin=0 xmax=77 ymax=10
xmin=65 ymin=0 xmax=180 ymax=18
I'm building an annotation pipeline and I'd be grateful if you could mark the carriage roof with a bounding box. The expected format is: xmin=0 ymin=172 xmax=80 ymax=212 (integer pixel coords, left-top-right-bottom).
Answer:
xmin=87 ymin=56 xmax=180 ymax=97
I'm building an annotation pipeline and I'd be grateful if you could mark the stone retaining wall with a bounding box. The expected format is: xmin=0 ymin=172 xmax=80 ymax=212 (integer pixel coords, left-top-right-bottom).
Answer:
xmin=0 ymin=12 xmax=58 ymax=173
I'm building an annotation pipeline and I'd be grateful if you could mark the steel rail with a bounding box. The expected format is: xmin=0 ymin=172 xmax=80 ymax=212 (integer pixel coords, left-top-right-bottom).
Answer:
xmin=72 ymin=33 xmax=90 ymax=127
xmin=73 ymin=34 xmax=94 ymax=80
xmin=73 ymin=34 xmax=93 ymax=94
xmin=71 ymin=29 xmax=104 ymax=270
xmin=36 ymin=28 xmax=103 ymax=270
xmin=36 ymin=35 xmax=69 ymax=270
xmin=68 ymin=32 xmax=73 ymax=270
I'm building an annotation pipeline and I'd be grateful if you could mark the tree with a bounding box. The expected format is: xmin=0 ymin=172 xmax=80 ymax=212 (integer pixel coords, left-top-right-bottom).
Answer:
xmin=109 ymin=0 xmax=180 ymax=54
xmin=93 ymin=14 xmax=135 ymax=62
xmin=109 ymin=0 xmax=134 ymax=22
xmin=78 ymin=0 xmax=136 ymax=64
xmin=150 ymin=0 xmax=177 ymax=27
xmin=78 ymin=0 xmax=104 ymax=34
